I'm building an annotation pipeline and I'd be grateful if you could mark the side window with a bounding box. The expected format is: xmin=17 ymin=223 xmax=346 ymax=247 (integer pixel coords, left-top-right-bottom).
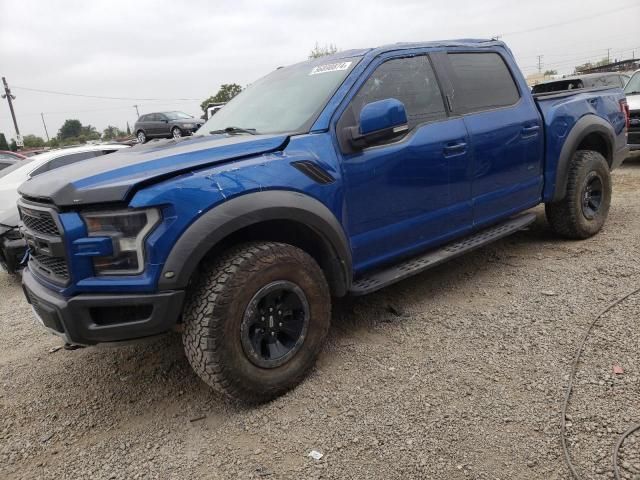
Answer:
xmin=31 ymin=151 xmax=99 ymax=177
xmin=337 ymin=55 xmax=446 ymax=150
xmin=0 ymin=162 xmax=11 ymax=169
xmin=447 ymin=52 xmax=520 ymax=113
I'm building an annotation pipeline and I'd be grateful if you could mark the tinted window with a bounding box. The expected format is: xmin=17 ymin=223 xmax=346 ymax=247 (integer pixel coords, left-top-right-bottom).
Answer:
xmin=0 ymin=162 xmax=12 ymax=170
xmin=344 ymin=55 xmax=446 ymax=133
xmin=31 ymin=151 xmax=103 ymax=177
xmin=448 ymin=52 xmax=520 ymax=113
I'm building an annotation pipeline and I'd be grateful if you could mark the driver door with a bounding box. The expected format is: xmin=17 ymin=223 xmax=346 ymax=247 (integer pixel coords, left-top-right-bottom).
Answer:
xmin=336 ymin=54 xmax=473 ymax=272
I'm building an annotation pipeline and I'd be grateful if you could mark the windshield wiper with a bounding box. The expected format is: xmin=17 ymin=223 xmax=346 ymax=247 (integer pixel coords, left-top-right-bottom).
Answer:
xmin=625 ymin=90 xmax=640 ymax=95
xmin=209 ymin=126 xmax=257 ymax=135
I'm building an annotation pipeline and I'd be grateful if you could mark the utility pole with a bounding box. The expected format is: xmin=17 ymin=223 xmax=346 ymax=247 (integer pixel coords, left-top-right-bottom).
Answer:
xmin=607 ymin=48 xmax=611 ymax=64
xmin=133 ymin=104 xmax=140 ymax=117
xmin=41 ymin=112 xmax=50 ymax=142
xmin=537 ymin=55 xmax=543 ymax=74
xmin=1 ymin=77 xmax=21 ymax=143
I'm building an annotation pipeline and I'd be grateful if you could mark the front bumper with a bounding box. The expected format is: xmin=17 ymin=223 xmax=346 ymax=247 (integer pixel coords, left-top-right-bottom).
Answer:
xmin=629 ymin=130 xmax=640 ymax=151
xmin=0 ymin=233 xmax=25 ymax=273
xmin=613 ymin=144 xmax=631 ymax=168
xmin=22 ymin=268 xmax=185 ymax=345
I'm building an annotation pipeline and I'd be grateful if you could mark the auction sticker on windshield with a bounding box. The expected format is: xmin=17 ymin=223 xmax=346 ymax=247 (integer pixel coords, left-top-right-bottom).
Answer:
xmin=309 ymin=62 xmax=352 ymax=75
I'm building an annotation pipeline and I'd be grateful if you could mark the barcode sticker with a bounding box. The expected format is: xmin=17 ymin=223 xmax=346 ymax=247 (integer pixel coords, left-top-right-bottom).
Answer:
xmin=309 ymin=62 xmax=352 ymax=75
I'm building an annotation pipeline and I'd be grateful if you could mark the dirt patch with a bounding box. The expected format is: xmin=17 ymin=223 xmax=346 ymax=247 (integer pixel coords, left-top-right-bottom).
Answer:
xmin=1 ymin=158 xmax=639 ymax=479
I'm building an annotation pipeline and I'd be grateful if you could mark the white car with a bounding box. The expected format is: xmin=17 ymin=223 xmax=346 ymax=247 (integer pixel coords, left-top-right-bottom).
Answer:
xmin=0 ymin=144 xmax=130 ymax=273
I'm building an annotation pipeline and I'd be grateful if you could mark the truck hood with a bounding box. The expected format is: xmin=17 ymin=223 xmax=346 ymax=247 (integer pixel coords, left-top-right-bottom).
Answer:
xmin=18 ymin=134 xmax=289 ymax=207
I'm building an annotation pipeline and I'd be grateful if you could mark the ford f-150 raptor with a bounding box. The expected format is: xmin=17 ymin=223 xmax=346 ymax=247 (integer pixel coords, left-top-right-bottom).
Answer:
xmin=17 ymin=39 xmax=630 ymax=402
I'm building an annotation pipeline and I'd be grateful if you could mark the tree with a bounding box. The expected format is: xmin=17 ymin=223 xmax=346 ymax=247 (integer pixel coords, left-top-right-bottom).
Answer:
xmin=22 ymin=134 xmax=46 ymax=148
xmin=575 ymin=57 xmax=609 ymax=74
xmin=58 ymin=119 xmax=82 ymax=140
xmin=80 ymin=125 xmax=101 ymax=141
xmin=309 ymin=42 xmax=338 ymax=59
xmin=200 ymin=83 xmax=243 ymax=113
xmin=102 ymin=125 xmax=126 ymax=141
xmin=543 ymin=69 xmax=557 ymax=76
xmin=0 ymin=133 xmax=8 ymax=151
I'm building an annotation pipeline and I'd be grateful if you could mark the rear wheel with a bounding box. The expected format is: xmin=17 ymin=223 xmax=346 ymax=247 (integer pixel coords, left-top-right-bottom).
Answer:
xmin=171 ymin=127 xmax=182 ymax=139
xmin=136 ymin=130 xmax=146 ymax=144
xmin=182 ymin=242 xmax=331 ymax=403
xmin=545 ymin=150 xmax=612 ymax=239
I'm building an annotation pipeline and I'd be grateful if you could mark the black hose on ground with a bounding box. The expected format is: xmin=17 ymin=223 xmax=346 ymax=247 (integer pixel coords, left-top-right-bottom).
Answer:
xmin=561 ymin=286 xmax=640 ymax=479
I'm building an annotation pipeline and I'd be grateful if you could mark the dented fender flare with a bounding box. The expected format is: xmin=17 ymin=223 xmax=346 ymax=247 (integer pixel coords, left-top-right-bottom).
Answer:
xmin=157 ymin=190 xmax=353 ymax=296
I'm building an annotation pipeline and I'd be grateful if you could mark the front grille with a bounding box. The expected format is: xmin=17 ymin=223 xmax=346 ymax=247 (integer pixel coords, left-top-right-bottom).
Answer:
xmin=21 ymin=209 xmax=60 ymax=236
xmin=30 ymin=254 xmax=69 ymax=280
xmin=19 ymin=201 xmax=70 ymax=285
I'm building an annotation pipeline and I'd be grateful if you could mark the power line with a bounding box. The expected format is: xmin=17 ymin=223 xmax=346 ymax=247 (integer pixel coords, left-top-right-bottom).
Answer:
xmin=519 ymin=46 xmax=640 ymax=72
xmin=16 ymin=99 xmax=202 ymax=118
xmin=499 ymin=3 xmax=639 ymax=37
xmin=11 ymin=85 xmax=200 ymax=102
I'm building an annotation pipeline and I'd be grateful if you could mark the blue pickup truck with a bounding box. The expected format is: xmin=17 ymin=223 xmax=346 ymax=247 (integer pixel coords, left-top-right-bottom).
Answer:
xmin=17 ymin=40 xmax=630 ymax=402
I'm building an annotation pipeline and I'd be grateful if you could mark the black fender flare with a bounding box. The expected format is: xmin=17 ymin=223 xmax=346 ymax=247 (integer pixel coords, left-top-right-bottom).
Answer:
xmin=551 ymin=114 xmax=614 ymax=202
xmin=158 ymin=190 xmax=353 ymax=296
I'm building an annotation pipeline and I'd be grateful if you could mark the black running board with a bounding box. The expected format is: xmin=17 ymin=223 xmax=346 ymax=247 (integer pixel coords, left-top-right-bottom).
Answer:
xmin=349 ymin=212 xmax=536 ymax=296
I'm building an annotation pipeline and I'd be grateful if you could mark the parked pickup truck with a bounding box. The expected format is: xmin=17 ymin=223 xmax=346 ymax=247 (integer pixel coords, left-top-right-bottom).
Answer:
xmin=17 ymin=40 xmax=630 ymax=403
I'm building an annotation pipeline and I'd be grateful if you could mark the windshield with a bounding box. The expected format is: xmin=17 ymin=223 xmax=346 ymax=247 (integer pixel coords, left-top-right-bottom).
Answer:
xmin=624 ymin=72 xmax=640 ymax=94
xmin=198 ymin=57 xmax=359 ymax=135
xmin=164 ymin=111 xmax=193 ymax=120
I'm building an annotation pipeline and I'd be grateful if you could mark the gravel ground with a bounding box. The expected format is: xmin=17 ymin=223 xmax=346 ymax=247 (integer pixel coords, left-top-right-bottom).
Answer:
xmin=1 ymin=157 xmax=639 ymax=480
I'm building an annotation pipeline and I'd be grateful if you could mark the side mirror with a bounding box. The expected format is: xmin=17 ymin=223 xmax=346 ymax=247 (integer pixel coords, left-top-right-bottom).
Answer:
xmin=347 ymin=98 xmax=409 ymax=149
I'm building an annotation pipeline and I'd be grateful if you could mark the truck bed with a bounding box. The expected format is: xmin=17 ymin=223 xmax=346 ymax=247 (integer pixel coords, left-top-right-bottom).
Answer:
xmin=533 ymin=86 xmax=628 ymax=202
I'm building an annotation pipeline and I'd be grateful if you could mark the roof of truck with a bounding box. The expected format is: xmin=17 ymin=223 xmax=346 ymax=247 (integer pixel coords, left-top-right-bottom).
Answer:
xmin=311 ymin=39 xmax=504 ymax=62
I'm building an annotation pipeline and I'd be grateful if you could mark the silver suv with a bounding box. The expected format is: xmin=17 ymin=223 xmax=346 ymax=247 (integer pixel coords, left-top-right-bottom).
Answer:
xmin=134 ymin=111 xmax=203 ymax=143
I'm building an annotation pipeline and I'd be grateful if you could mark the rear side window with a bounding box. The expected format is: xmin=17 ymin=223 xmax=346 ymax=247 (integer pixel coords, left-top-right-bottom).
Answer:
xmin=448 ymin=52 xmax=520 ymax=113
xmin=31 ymin=151 xmax=103 ymax=177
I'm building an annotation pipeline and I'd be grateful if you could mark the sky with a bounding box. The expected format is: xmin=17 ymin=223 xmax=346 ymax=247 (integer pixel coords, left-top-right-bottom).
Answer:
xmin=0 ymin=0 xmax=638 ymax=141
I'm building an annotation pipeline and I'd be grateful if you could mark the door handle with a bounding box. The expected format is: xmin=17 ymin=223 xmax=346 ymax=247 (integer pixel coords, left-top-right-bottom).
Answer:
xmin=443 ymin=141 xmax=467 ymax=154
xmin=521 ymin=125 xmax=540 ymax=136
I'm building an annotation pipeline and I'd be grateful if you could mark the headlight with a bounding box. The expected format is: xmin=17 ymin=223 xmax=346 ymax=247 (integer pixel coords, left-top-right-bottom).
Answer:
xmin=82 ymin=208 xmax=160 ymax=275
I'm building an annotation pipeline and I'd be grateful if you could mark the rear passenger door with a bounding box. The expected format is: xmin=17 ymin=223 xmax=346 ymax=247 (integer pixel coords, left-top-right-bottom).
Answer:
xmin=443 ymin=51 xmax=544 ymax=227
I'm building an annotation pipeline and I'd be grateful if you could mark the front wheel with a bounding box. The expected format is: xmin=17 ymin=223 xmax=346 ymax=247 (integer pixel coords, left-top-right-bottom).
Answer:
xmin=182 ymin=242 xmax=331 ymax=403
xmin=545 ymin=150 xmax=612 ymax=239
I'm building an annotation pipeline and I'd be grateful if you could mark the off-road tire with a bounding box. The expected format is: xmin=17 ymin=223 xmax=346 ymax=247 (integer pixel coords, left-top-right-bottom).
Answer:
xmin=182 ymin=242 xmax=331 ymax=403
xmin=545 ymin=150 xmax=612 ymax=239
